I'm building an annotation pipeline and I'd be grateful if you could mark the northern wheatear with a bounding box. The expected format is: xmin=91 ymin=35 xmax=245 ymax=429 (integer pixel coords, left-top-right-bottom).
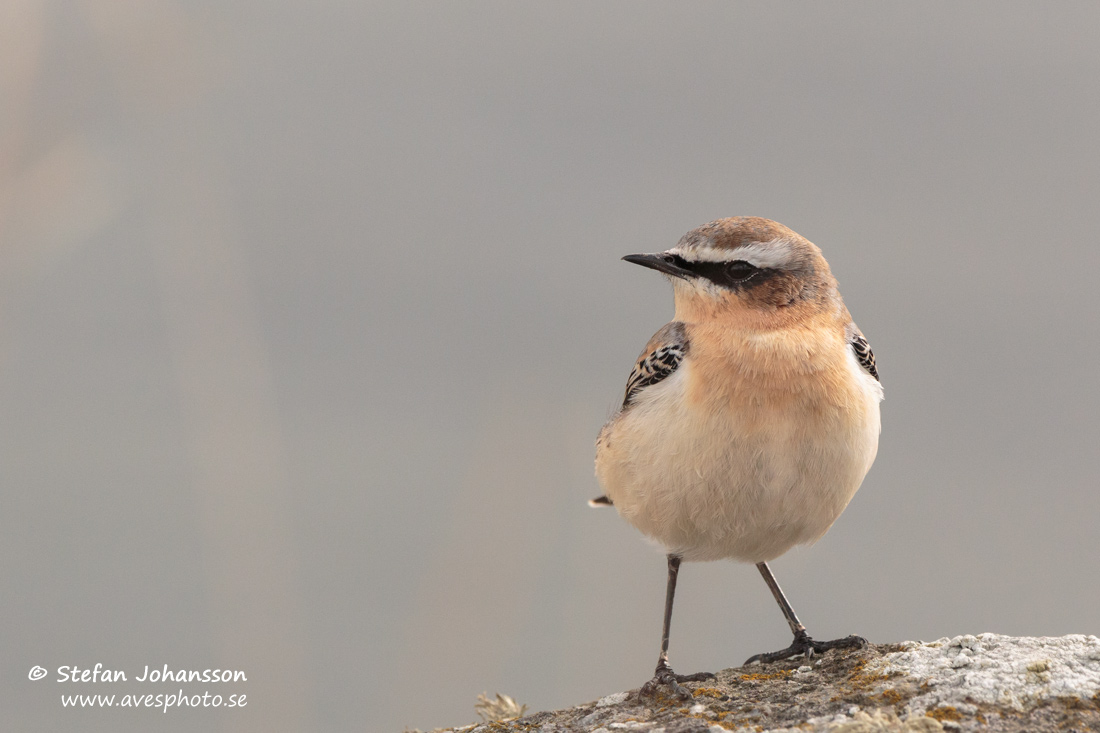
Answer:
xmin=593 ymin=217 xmax=882 ymax=698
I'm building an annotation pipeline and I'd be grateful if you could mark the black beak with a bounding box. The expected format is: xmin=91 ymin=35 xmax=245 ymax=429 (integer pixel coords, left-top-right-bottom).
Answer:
xmin=622 ymin=253 xmax=693 ymax=280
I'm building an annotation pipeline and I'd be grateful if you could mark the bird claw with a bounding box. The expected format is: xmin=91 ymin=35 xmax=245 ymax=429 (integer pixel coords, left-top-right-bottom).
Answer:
xmin=744 ymin=630 xmax=866 ymax=666
xmin=639 ymin=661 xmax=714 ymax=701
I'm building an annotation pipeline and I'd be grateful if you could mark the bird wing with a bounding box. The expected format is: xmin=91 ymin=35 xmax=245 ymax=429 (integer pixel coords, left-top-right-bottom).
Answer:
xmin=848 ymin=328 xmax=879 ymax=382
xmin=623 ymin=321 xmax=689 ymax=407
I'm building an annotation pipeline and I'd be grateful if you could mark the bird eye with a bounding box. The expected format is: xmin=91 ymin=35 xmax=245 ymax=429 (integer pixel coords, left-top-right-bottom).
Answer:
xmin=725 ymin=260 xmax=758 ymax=281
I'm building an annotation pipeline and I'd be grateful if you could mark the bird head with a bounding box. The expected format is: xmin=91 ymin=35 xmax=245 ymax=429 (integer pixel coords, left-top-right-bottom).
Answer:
xmin=623 ymin=217 xmax=838 ymax=325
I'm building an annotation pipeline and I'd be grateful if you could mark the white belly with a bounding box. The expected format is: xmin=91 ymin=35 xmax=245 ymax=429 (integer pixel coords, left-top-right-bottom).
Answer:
xmin=595 ymin=354 xmax=881 ymax=563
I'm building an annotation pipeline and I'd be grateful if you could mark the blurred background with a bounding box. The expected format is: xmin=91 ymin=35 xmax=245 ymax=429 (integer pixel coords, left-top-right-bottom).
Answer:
xmin=2 ymin=2 xmax=1099 ymax=731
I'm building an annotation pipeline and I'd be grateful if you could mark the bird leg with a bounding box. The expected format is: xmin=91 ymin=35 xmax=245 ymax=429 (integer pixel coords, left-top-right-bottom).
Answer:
xmin=744 ymin=561 xmax=866 ymax=665
xmin=639 ymin=555 xmax=714 ymax=700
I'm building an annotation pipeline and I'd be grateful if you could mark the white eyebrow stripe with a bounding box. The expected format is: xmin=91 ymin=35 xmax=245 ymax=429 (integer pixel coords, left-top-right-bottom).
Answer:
xmin=666 ymin=238 xmax=796 ymax=269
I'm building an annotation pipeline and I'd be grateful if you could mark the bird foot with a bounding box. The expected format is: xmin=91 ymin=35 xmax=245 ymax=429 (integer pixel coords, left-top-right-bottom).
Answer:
xmin=744 ymin=630 xmax=866 ymax=665
xmin=639 ymin=660 xmax=714 ymax=701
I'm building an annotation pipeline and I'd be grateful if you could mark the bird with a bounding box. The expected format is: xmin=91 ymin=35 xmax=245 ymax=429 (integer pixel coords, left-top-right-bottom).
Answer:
xmin=592 ymin=216 xmax=882 ymax=699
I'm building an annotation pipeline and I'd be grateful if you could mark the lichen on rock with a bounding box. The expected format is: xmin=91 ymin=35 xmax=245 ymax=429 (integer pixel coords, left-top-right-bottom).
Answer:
xmin=868 ymin=633 xmax=1100 ymax=718
xmin=426 ymin=634 xmax=1100 ymax=733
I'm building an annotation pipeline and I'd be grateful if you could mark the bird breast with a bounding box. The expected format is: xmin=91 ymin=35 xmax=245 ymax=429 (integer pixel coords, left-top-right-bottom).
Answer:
xmin=595 ymin=323 xmax=881 ymax=563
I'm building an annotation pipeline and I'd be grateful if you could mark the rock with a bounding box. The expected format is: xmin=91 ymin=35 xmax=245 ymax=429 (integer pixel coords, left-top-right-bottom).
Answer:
xmin=428 ymin=634 xmax=1100 ymax=732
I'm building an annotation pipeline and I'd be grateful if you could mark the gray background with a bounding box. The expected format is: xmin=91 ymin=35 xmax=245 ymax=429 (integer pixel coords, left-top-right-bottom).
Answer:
xmin=3 ymin=2 xmax=1099 ymax=731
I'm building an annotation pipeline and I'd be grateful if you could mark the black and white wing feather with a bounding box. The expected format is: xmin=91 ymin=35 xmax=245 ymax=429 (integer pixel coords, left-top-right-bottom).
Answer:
xmin=590 ymin=322 xmax=689 ymax=508
xmin=622 ymin=321 xmax=689 ymax=407
xmin=849 ymin=332 xmax=879 ymax=382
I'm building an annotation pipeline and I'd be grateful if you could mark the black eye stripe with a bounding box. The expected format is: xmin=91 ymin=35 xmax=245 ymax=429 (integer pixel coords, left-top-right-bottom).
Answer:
xmin=667 ymin=253 xmax=694 ymax=270
xmin=669 ymin=255 xmax=767 ymax=289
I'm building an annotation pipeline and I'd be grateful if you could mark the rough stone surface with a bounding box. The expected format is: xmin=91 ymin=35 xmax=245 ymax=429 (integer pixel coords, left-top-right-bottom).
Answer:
xmin=427 ymin=635 xmax=1100 ymax=732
